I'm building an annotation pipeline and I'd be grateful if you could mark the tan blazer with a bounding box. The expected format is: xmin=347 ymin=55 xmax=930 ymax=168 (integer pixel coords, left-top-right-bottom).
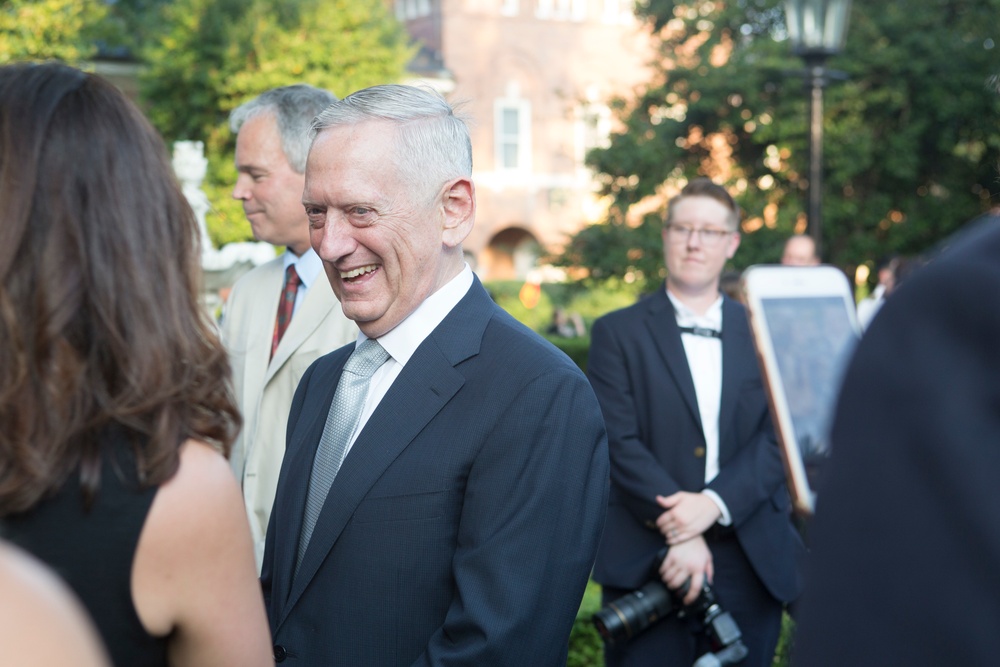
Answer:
xmin=222 ymin=255 xmax=356 ymax=569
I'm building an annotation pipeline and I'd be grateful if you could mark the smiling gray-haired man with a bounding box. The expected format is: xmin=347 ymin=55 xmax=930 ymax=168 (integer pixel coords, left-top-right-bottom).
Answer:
xmin=260 ymin=84 xmax=609 ymax=666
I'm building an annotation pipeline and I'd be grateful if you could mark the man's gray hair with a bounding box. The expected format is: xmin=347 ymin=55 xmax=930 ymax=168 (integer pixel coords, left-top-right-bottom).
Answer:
xmin=312 ymin=84 xmax=472 ymax=197
xmin=229 ymin=84 xmax=337 ymax=173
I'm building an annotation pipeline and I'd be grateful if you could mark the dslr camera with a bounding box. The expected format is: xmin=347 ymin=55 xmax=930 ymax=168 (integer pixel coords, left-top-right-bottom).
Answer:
xmin=593 ymin=566 xmax=748 ymax=667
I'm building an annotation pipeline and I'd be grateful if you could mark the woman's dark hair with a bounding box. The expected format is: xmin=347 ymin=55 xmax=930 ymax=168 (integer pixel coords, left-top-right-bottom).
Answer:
xmin=0 ymin=62 xmax=240 ymax=514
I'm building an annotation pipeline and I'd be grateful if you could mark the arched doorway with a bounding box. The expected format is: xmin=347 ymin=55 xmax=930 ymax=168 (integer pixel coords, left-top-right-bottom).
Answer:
xmin=478 ymin=227 xmax=540 ymax=281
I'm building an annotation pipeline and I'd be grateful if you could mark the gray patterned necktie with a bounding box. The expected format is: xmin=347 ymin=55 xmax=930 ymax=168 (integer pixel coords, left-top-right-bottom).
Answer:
xmin=296 ymin=338 xmax=389 ymax=573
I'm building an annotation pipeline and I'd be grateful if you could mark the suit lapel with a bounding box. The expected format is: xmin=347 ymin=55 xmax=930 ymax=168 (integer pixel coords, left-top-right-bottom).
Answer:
xmin=266 ymin=277 xmax=336 ymax=382
xmin=242 ymin=260 xmax=284 ymax=417
xmin=275 ymin=278 xmax=494 ymax=629
xmin=718 ymin=297 xmax=750 ymax=461
xmin=645 ymin=289 xmax=702 ymax=428
xmin=279 ymin=347 xmax=465 ymax=622
xmin=269 ymin=352 xmax=346 ymax=613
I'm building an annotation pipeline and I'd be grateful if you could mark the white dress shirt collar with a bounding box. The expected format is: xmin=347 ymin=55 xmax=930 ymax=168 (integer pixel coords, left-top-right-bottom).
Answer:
xmin=282 ymin=247 xmax=324 ymax=290
xmin=342 ymin=264 xmax=474 ymax=458
xmin=666 ymin=289 xmax=723 ymax=332
xmin=357 ymin=263 xmax=475 ymax=369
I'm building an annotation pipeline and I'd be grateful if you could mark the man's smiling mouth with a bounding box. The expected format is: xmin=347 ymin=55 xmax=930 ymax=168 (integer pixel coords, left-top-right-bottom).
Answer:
xmin=341 ymin=265 xmax=379 ymax=281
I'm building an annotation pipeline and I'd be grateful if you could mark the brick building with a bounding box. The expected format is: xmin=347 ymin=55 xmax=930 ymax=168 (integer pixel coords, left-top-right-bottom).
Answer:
xmin=392 ymin=0 xmax=654 ymax=280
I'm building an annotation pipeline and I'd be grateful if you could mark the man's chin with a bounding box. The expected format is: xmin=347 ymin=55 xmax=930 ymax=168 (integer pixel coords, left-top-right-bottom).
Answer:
xmin=246 ymin=218 xmax=270 ymax=241
xmin=338 ymin=302 xmax=379 ymax=327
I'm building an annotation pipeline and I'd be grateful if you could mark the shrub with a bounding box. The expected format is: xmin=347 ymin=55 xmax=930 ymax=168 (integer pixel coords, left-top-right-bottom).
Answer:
xmin=484 ymin=280 xmax=555 ymax=333
xmin=484 ymin=277 xmax=641 ymax=339
xmin=568 ymin=580 xmax=604 ymax=667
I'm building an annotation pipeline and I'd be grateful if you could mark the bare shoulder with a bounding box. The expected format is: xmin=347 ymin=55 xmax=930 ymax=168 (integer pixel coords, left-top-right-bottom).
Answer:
xmin=144 ymin=439 xmax=246 ymax=536
xmin=0 ymin=543 xmax=110 ymax=667
xmin=133 ymin=440 xmax=253 ymax=629
xmin=165 ymin=439 xmax=241 ymax=499
xmin=133 ymin=440 xmax=271 ymax=665
xmin=136 ymin=439 xmax=246 ymax=573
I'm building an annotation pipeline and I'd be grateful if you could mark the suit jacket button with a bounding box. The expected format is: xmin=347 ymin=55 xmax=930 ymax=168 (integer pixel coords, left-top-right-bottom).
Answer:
xmin=694 ymin=447 xmax=706 ymax=457
xmin=644 ymin=519 xmax=656 ymax=530
xmin=274 ymin=645 xmax=287 ymax=662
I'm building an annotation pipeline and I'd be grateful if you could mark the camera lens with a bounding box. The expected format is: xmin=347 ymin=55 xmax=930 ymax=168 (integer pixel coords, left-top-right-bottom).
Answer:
xmin=593 ymin=581 xmax=674 ymax=643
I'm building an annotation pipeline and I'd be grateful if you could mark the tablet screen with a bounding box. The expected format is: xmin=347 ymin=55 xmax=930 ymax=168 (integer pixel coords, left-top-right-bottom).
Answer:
xmin=759 ymin=295 xmax=858 ymax=468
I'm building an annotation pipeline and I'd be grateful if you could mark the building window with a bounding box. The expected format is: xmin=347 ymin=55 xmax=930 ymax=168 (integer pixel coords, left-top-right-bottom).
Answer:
xmin=495 ymin=98 xmax=531 ymax=172
xmin=537 ymin=0 xmax=574 ymax=20
xmin=500 ymin=0 xmax=519 ymax=16
xmin=395 ymin=0 xmax=431 ymax=20
xmin=577 ymin=101 xmax=612 ymax=164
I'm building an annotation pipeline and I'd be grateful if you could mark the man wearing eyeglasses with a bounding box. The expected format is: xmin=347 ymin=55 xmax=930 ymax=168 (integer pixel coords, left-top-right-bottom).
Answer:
xmin=588 ymin=178 xmax=803 ymax=667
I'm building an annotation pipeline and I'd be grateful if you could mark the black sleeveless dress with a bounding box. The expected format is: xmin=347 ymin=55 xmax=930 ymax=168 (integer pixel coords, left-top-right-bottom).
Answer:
xmin=2 ymin=432 xmax=170 ymax=667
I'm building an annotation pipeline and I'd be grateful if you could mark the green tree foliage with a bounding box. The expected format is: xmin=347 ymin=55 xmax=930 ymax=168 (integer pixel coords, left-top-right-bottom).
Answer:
xmin=0 ymin=0 xmax=107 ymax=63
xmin=140 ymin=0 xmax=415 ymax=245
xmin=558 ymin=0 xmax=1000 ymax=289
xmin=96 ymin=0 xmax=174 ymax=56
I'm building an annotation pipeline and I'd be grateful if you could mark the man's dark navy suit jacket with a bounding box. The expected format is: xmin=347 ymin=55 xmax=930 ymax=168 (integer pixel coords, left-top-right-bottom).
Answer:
xmin=261 ymin=278 xmax=609 ymax=666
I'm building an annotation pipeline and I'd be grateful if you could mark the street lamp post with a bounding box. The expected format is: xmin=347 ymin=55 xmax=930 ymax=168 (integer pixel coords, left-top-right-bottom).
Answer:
xmin=783 ymin=0 xmax=852 ymax=258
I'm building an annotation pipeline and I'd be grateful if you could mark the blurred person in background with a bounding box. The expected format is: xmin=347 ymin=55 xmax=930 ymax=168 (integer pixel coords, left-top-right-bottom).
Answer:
xmin=719 ymin=269 xmax=744 ymax=303
xmin=0 ymin=62 xmax=272 ymax=667
xmin=793 ymin=214 xmax=1000 ymax=666
xmin=225 ymin=85 xmax=357 ymax=569
xmin=781 ymin=234 xmax=820 ymax=266
xmin=589 ymin=179 xmax=802 ymax=667
xmin=856 ymin=254 xmax=897 ymax=330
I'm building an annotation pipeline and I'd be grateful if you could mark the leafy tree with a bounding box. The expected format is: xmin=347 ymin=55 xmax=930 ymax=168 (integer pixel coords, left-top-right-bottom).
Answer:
xmin=95 ymin=0 xmax=175 ymax=56
xmin=0 ymin=0 xmax=107 ymax=63
xmin=558 ymin=0 xmax=1000 ymax=290
xmin=140 ymin=0 xmax=415 ymax=245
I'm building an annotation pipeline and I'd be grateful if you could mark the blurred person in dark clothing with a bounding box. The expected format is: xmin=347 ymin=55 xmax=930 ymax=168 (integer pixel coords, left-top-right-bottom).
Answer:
xmin=793 ymin=214 xmax=1000 ymax=666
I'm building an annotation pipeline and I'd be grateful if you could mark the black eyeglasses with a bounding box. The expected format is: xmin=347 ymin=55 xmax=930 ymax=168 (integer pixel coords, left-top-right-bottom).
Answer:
xmin=666 ymin=224 xmax=734 ymax=246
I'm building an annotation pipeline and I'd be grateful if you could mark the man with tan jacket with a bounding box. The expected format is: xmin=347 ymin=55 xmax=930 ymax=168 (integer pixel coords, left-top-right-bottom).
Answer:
xmin=222 ymin=85 xmax=356 ymax=569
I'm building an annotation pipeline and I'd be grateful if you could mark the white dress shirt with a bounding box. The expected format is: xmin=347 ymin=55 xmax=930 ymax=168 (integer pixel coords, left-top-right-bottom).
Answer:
xmin=666 ymin=289 xmax=732 ymax=525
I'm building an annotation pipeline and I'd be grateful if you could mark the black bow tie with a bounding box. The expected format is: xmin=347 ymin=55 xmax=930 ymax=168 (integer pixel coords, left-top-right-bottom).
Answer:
xmin=678 ymin=325 xmax=722 ymax=339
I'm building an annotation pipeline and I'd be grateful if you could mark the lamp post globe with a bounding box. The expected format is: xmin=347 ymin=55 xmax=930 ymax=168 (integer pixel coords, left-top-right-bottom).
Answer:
xmin=783 ymin=0 xmax=852 ymax=259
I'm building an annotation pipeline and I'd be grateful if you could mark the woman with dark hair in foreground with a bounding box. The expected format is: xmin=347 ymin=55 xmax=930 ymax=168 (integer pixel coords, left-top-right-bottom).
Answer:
xmin=0 ymin=62 xmax=272 ymax=667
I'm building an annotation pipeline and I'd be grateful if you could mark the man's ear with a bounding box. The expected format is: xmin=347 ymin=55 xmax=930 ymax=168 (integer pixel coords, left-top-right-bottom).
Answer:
xmin=441 ymin=177 xmax=475 ymax=248
xmin=726 ymin=232 xmax=742 ymax=259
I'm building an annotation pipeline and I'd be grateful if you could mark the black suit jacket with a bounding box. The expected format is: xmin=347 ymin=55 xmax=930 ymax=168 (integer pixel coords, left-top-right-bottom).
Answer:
xmin=793 ymin=216 xmax=1000 ymax=666
xmin=261 ymin=278 xmax=609 ymax=665
xmin=588 ymin=288 xmax=801 ymax=602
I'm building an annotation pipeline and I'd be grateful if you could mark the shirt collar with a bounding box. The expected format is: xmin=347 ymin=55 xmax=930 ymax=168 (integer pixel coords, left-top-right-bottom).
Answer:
xmin=666 ymin=289 xmax=723 ymax=331
xmin=282 ymin=247 xmax=324 ymax=289
xmin=358 ymin=263 xmax=474 ymax=368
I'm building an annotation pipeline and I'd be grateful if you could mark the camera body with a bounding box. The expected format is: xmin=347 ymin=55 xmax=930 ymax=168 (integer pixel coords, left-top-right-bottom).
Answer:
xmin=593 ymin=572 xmax=748 ymax=666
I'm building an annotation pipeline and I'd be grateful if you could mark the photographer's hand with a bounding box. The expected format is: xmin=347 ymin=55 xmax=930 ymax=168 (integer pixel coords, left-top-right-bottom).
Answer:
xmin=659 ymin=535 xmax=713 ymax=605
xmin=656 ymin=492 xmax=721 ymax=545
